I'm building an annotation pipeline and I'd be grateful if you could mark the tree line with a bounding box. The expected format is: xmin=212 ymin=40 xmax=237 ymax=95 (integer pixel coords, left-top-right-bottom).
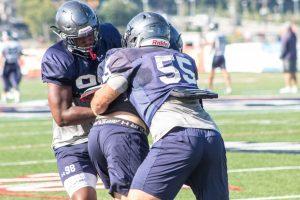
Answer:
xmin=15 ymin=0 xmax=299 ymax=41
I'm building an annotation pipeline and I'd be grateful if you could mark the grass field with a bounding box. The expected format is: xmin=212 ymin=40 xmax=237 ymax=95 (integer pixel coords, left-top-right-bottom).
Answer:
xmin=0 ymin=73 xmax=300 ymax=200
xmin=16 ymin=72 xmax=300 ymax=101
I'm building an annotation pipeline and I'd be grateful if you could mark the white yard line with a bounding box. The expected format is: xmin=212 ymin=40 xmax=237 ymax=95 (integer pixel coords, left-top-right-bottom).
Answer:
xmin=218 ymin=119 xmax=296 ymax=125
xmin=0 ymin=159 xmax=55 ymax=167
xmin=210 ymin=109 xmax=300 ymax=115
xmin=0 ymin=113 xmax=51 ymax=119
xmin=225 ymin=142 xmax=300 ymax=152
xmin=1 ymin=157 xmax=300 ymax=175
xmin=233 ymin=195 xmax=300 ymax=200
xmin=0 ymin=131 xmax=51 ymax=138
xmin=0 ymin=144 xmax=50 ymax=150
xmin=0 ymin=177 xmax=60 ymax=183
xmin=228 ymin=166 xmax=300 ymax=173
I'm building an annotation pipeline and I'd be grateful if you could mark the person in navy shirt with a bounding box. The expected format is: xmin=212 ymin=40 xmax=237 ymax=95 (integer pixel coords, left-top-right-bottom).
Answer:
xmin=279 ymin=22 xmax=298 ymax=94
xmin=41 ymin=1 xmax=121 ymax=199
xmin=91 ymin=12 xmax=229 ymax=200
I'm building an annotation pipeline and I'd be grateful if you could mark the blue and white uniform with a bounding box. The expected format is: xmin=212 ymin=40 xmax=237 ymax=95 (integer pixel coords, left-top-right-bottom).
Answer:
xmin=1 ymin=40 xmax=22 ymax=92
xmin=88 ymin=69 xmax=149 ymax=196
xmin=41 ymin=23 xmax=121 ymax=196
xmin=102 ymin=47 xmax=229 ymax=200
xmin=209 ymin=32 xmax=227 ymax=69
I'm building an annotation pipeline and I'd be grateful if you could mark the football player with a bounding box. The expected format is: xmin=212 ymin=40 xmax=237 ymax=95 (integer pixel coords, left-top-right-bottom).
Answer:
xmin=206 ymin=22 xmax=232 ymax=94
xmin=1 ymin=33 xmax=23 ymax=103
xmin=41 ymin=1 xmax=121 ymax=199
xmin=86 ymin=79 xmax=149 ymax=199
xmin=91 ymin=12 xmax=229 ymax=200
xmin=84 ymin=22 xmax=183 ymax=200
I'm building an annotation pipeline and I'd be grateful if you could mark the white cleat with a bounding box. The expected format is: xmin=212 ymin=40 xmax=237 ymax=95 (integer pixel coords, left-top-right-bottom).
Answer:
xmin=291 ymin=86 xmax=298 ymax=94
xmin=225 ymin=87 xmax=232 ymax=95
xmin=1 ymin=93 xmax=7 ymax=103
xmin=279 ymin=87 xmax=291 ymax=94
xmin=12 ymin=89 xmax=20 ymax=103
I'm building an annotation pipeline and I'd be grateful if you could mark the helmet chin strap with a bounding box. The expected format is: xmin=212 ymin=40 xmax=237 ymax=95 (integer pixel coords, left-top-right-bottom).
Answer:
xmin=66 ymin=43 xmax=97 ymax=60
xmin=88 ymin=48 xmax=97 ymax=60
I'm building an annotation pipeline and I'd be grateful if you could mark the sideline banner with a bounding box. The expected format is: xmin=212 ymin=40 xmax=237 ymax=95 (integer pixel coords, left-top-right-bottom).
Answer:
xmin=184 ymin=42 xmax=284 ymax=73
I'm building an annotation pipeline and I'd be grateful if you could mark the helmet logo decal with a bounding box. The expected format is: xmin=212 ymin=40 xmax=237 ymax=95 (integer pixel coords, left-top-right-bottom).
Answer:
xmin=140 ymin=38 xmax=170 ymax=48
xmin=152 ymin=39 xmax=169 ymax=47
xmin=78 ymin=26 xmax=93 ymax=37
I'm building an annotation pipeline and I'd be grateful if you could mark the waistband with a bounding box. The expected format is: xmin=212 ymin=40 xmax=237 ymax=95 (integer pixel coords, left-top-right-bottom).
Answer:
xmin=94 ymin=117 xmax=149 ymax=136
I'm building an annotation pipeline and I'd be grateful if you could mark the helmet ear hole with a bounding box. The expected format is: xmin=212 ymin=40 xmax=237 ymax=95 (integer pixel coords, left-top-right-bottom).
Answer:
xmin=130 ymin=37 xmax=137 ymax=43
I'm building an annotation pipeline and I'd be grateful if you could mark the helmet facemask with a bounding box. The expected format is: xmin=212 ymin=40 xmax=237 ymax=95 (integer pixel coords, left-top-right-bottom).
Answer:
xmin=64 ymin=27 xmax=99 ymax=60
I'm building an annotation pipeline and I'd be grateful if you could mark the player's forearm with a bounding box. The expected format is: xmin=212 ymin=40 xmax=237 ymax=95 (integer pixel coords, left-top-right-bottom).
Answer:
xmin=57 ymin=106 xmax=95 ymax=126
xmin=90 ymin=92 xmax=110 ymax=115
xmin=91 ymin=84 xmax=120 ymax=116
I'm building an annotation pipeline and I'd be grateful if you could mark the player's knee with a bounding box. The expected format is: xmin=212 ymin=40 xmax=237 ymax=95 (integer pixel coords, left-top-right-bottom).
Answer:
xmin=113 ymin=192 xmax=129 ymax=200
xmin=64 ymin=173 xmax=97 ymax=200
xmin=128 ymin=189 xmax=160 ymax=200
xmin=71 ymin=187 xmax=97 ymax=200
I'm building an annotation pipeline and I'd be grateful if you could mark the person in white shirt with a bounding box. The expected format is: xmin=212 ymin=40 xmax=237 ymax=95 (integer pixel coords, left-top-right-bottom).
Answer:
xmin=206 ymin=22 xmax=232 ymax=94
xmin=1 ymin=32 xmax=23 ymax=103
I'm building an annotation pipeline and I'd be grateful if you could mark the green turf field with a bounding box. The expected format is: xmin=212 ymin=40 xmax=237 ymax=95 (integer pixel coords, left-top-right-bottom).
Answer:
xmin=14 ymin=72 xmax=300 ymax=102
xmin=0 ymin=73 xmax=300 ymax=199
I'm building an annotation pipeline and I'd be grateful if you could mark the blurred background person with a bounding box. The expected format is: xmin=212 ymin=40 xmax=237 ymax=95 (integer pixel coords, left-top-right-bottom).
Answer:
xmin=279 ymin=22 xmax=298 ymax=94
xmin=0 ymin=31 xmax=23 ymax=103
xmin=206 ymin=22 xmax=232 ymax=94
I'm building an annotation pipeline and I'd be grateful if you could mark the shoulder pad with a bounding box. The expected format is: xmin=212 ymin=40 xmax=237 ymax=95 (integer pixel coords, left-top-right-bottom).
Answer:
xmin=100 ymin=23 xmax=122 ymax=48
xmin=41 ymin=41 xmax=75 ymax=85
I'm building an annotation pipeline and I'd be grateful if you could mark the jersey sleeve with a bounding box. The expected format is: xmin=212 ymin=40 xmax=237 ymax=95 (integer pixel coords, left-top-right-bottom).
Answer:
xmin=102 ymin=49 xmax=135 ymax=86
xmin=41 ymin=46 xmax=74 ymax=86
xmin=280 ymin=35 xmax=289 ymax=59
xmin=18 ymin=44 xmax=23 ymax=55
xmin=97 ymin=48 xmax=119 ymax=83
xmin=190 ymin=56 xmax=199 ymax=81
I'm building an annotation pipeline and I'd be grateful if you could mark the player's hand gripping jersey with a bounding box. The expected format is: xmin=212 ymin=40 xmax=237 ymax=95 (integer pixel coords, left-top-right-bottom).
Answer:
xmin=41 ymin=23 xmax=121 ymax=148
xmin=102 ymin=47 xmax=219 ymax=142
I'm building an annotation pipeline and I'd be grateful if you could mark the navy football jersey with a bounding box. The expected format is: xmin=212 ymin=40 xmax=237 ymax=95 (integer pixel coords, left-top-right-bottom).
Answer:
xmin=41 ymin=23 xmax=121 ymax=97
xmin=97 ymin=52 xmax=140 ymax=116
xmin=102 ymin=47 xmax=199 ymax=126
xmin=41 ymin=23 xmax=121 ymax=148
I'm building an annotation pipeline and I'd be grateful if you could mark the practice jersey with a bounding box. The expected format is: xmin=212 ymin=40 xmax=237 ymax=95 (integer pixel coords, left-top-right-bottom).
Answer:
xmin=214 ymin=34 xmax=227 ymax=56
xmin=103 ymin=47 xmax=219 ymax=141
xmin=41 ymin=23 xmax=121 ymax=149
xmin=102 ymin=47 xmax=198 ymax=126
xmin=2 ymin=40 xmax=22 ymax=64
xmin=206 ymin=32 xmax=226 ymax=56
xmin=102 ymin=47 xmax=219 ymax=141
xmin=97 ymin=59 xmax=140 ymax=116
